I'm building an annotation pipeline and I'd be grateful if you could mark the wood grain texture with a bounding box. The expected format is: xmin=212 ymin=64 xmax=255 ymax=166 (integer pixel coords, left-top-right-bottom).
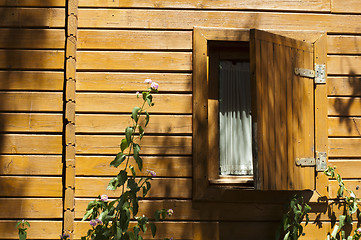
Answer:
xmin=331 ymin=0 xmax=361 ymax=13
xmin=329 ymin=180 xmax=361 ymax=198
xmin=0 ymin=220 xmax=62 ymax=239
xmin=328 ymin=35 xmax=361 ymax=54
xmin=328 ymin=117 xmax=361 ymax=137
xmin=0 ymin=71 xmax=63 ymax=91
xmin=329 ymin=138 xmax=361 ymax=157
xmin=78 ymin=30 xmax=192 ymax=50
xmin=328 ymin=160 xmax=361 ymax=178
xmin=76 ymin=156 xmax=192 ymax=177
xmin=0 ymin=198 xmax=62 ymax=218
xmin=78 ymin=9 xmax=361 ymax=33
xmin=0 ymin=8 xmax=65 ymax=27
xmin=0 ymin=29 xmax=65 ymax=49
xmin=77 ymin=0 xmax=330 ymax=11
xmin=328 ymin=97 xmax=361 ymax=116
xmin=0 ymin=134 xmax=62 ymax=154
xmin=0 ymin=0 xmax=65 ymax=7
xmin=76 ymin=93 xmax=192 ymax=114
xmin=75 ymin=221 xmax=193 ymax=239
xmin=76 ymin=135 xmax=192 ymax=155
xmin=0 ymin=113 xmax=62 ymax=132
xmin=0 ymin=176 xmax=62 ymax=197
xmin=77 ymin=72 xmax=192 ymax=92
xmin=328 ymin=56 xmax=361 ymax=75
xmin=76 ymin=114 xmax=191 ymax=134
xmin=0 ymin=92 xmax=62 ymax=112
xmin=75 ymin=177 xmax=191 ymax=198
xmin=327 ymin=77 xmax=361 ymax=96
xmin=77 ymin=51 xmax=191 ymax=71
xmin=0 ymin=50 xmax=64 ymax=70
xmin=0 ymin=155 xmax=62 ymax=175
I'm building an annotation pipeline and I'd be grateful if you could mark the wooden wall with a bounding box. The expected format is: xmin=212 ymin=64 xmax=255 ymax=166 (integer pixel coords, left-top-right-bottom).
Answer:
xmin=0 ymin=0 xmax=65 ymax=239
xmin=0 ymin=0 xmax=361 ymax=239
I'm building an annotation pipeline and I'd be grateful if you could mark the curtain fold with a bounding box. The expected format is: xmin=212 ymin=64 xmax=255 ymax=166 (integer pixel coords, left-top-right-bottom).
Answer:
xmin=219 ymin=61 xmax=253 ymax=176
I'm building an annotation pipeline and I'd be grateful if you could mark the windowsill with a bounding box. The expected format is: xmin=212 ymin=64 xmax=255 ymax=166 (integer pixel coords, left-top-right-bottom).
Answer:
xmin=209 ymin=176 xmax=254 ymax=187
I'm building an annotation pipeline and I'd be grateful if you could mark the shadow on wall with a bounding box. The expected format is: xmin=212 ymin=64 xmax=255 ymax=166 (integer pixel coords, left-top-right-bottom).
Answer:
xmin=0 ymin=3 xmax=59 ymax=235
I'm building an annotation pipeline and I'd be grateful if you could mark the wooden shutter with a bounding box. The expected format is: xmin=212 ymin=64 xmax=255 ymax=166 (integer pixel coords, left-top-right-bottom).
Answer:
xmin=250 ymin=29 xmax=315 ymax=190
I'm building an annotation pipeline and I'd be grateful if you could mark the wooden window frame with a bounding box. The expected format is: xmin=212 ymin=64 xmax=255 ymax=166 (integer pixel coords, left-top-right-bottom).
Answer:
xmin=193 ymin=27 xmax=328 ymax=202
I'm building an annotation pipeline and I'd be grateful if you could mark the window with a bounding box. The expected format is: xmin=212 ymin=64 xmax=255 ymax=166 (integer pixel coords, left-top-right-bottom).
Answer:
xmin=193 ymin=28 xmax=327 ymax=201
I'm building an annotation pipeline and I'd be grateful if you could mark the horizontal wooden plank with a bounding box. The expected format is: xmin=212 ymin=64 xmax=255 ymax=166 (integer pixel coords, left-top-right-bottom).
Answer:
xmin=329 ymin=138 xmax=361 ymax=157
xmin=75 ymin=221 xmax=193 ymax=240
xmin=76 ymin=114 xmax=191 ymax=134
xmin=0 ymin=176 xmax=62 ymax=197
xmin=0 ymin=155 xmax=62 ymax=175
xmin=331 ymin=0 xmax=361 ymax=13
xmin=75 ymin=177 xmax=191 ymax=198
xmin=328 ymin=56 xmax=361 ymax=75
xmin=0 ymin=71 xmax=63 ymax=90
xmin=0 ymin=50 xmax=64 ymax=70
xmin=328 ymin=117 xmax=361 ymax=137
xmin=328 ymin=97 xmax=361 ymax=116
xmin=327 ymin=77 xmax=361 ymax=96
xmin=76 ymin=135 xmax=192 ymax=155
xmin=76 ymin=93 xmax=192 ymax=114
xmin=0 ymin=134 xmax=62 ymax=154
xmin=328 ymin=159 xmax=361 ymax=178
xmin=77 ymin=51 xmax=191 ymax=71
xmin=78 ymin=9 xmax=361 ymax=33
xmin=0 ymin=8 xmax=65 ymax=27
xmin=76 ymin=156 xmax=191 ymax=177
xmin=78 ymin=30 xmax=192 ymax=50
xmin=0 ymin=220 xmax=62 ymax=239
xmin=0 ymin=92 xmax=62 ymax=112
xmin=329 ymin=179 xmax=361 ymax=198
xmin=75 ymin=199 xmax=331 ymax=221
xmin=0 ymin=0 xmax=65 ymax=7
xmin=74 ymin=220 xmax=345 ymax=240
xmin=0 ymin=29 xmax=65 ymax=49
xmin=0 ymin=113 xmax=62 ymax=132
xmin=328 ymin=36 xmax=361 ymax=54
xmin=77 ymin=72 xmax=192 ymax=92
xmin=78 ymin=0 xmax=330 ymax=11
xmin=0 ymin=198 xmax=62 ymax=218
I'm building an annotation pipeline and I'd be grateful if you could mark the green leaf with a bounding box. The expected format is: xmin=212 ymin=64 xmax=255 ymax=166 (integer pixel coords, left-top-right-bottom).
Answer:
xmin=133 ymin=143 xmax=143 ymax=171
xmin=283 ymin=231 xmax=290 ymax=240
xmin=110 ymin=153 xmax=127 ymax=168
xmin=338 ymin=186 xmax=344 ymax=198
xmin=132 ymin=107 xmax=141 ymax=123
xmin=18 ymin=230 xmax=27 ymax=240
xmin=132 ymin=198 xmax=139 ymax=216
xmin=128 ymin=232 xmax=136 ymax=240
xmin=331 ymin=225 xmax=339 ymax=238
xmin=129 ymin=165 xmax=136 ymax=178
xmin=128 ymin=179 xmax=139 ymax=193
xmin=125 ymin=127 xmax=134 ymax=145
xmin=142 ymin=92 xmax=148 ymax=102
xmin=150 ymin=223 xmax=156 ymax=237
xmin=121 ymin=138 xmax=129 ymax=152
xmin=146 ymin=94 xmax=153 ymax=107
xmin=118 ymin=170 xmax=128 ymax=186
xmin=154 ymin=210 xmax=161 ymax=221
xmin=82 ymin=208 xmax=94 ymax=221
xmin=107 ymin=177 xmax=119 ymax=190
xmin=144 ymin=111 xmax=150 ymax=127
xmin=139 ymin=126 xmax=144 ymax=140
xmin=339 ymin=215 xmax=346 ymax=229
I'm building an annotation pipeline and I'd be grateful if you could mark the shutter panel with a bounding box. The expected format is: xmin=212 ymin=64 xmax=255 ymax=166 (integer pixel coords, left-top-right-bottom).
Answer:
xmin=250 ymin=29 xmax=315 ymax=190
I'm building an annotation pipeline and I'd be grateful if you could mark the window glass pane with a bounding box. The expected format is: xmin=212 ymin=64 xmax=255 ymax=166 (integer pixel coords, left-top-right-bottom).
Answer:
xmin=219 ymin=60 xmax=253 ymax=176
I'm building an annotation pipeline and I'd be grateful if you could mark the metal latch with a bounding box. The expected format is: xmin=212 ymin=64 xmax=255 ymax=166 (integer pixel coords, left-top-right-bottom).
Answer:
xmin=294 ymin=64 xmax=326 ymax=84
xmin=316 ymin=152 xmax=327 ymax=172
xmin=295 ymin=152 xmax=327 ymax=172
xmin=295 ymin=158 xmax=315 ymax=167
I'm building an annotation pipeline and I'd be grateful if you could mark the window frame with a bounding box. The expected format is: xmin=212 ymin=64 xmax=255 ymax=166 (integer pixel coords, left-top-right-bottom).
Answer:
xmin=192 ymin=27 xmax=328 ymax=202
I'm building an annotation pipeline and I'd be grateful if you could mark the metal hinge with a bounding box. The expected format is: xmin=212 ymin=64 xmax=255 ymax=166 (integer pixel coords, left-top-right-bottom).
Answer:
xmin=294 ymin=64 xmax=326 ymax=84
xmin=295 ymin=152 xmax=327 ymax=172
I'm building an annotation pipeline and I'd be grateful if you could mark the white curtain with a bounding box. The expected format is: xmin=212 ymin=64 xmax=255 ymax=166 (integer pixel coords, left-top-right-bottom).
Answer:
xmin=219 ymin=61 xmax=253 ymax=176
